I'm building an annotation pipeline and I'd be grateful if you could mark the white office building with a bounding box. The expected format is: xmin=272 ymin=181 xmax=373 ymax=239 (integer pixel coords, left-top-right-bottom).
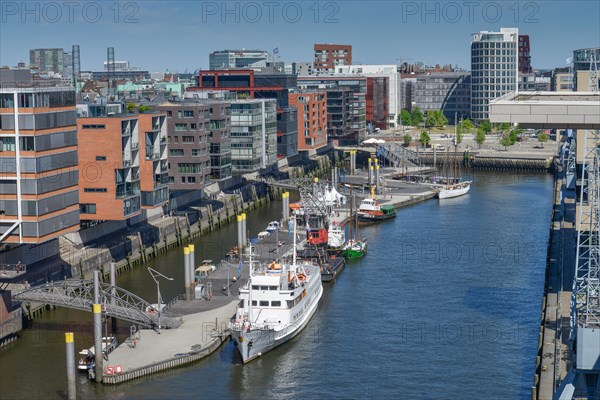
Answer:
xmin=471 ymin=27 xmax=519 ymax=121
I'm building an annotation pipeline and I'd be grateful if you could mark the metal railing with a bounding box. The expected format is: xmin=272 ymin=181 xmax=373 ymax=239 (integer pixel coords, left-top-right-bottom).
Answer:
xmin=0 ymin=263 xmax=27 ymax=278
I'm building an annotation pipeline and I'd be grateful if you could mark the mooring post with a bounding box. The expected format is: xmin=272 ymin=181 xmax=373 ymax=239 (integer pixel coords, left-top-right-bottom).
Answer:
xmin=65 ymin=332 xmax=76 ymax=400
xmin=109 ymin=262 xmax=117 ymax=333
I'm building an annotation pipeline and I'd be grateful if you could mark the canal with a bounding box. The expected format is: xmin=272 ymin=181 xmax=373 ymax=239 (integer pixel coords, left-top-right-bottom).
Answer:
xmin=0 ymin=170 xmax=554 ymax=399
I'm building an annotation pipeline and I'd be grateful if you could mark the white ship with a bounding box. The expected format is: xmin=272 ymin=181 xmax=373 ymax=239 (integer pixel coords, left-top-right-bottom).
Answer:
xmin=437 ymin=181 xmax=471 ymax=199
xmin=327 ymin=222 xmax=345 ymax=249
xmin=230 ymin=217 xmax=323 ymax=364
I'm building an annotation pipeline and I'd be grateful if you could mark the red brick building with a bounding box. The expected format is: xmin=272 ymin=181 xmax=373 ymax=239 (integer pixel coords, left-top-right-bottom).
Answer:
xmin=288 ymin=91 xmax=328 ymax=152
xmin=313 ymin=44 xmax=352 ymax=74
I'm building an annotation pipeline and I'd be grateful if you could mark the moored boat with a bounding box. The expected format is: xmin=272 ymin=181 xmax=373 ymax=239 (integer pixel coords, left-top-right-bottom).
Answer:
xmin=356 ymin=198 xmax=396 ymax=223
xmin=327 ymin=221 xmax=345 ymax=250
xmin=342 ymin=239 xmax=367 ymax=259
xmin=229 ymin=217 xmax=323 ymax=364
xmin=77 ymin=337 xmax=118 ymax=371
xmin=437 ymin=181 xmax=471 ymax=199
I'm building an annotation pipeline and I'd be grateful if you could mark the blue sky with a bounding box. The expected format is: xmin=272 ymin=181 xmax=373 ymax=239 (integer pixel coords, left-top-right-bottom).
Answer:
xmin=1 ymin=1 xmax=598 ymax=72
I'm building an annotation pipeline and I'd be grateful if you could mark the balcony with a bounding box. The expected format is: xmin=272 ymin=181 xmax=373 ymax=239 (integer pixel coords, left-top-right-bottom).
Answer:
xmin=123 ymin=159 xmax=132 ymax=168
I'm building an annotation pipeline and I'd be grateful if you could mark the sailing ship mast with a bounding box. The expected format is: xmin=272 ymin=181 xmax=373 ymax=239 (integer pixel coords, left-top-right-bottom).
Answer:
xmin=349 ymin=185 xmax=354 ymax=242
xmin=454 ymin=112 xmax=458 ymax=184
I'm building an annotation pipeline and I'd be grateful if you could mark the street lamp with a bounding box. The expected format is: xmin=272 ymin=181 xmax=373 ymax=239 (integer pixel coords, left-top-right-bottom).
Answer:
xmin=147 ymin=267 xmax=173 ymax=333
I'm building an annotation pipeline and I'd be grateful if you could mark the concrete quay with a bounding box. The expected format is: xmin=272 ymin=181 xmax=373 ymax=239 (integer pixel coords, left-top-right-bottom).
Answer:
xmin=535 ymin=162 xmax=576 ymax=399
xmin=102 ymin=301 xmax=237 ymax=384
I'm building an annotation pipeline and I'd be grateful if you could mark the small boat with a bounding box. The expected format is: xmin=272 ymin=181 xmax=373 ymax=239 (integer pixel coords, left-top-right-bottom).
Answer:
xmin=229 ymin=215 xmax=323 ymax=364
xmin=327 ymin=222 xmax=345 ymax=250
xmin=342 ymin=239 xmax=368 ymax=259
xmin=78 ymin=337 xmax=118 ymax=371
xmin=437 ymin=181 xmax=471 ymax=199
xmin=265 ymin=221 xmax=280 ymax=233
xmin=356 ymin=198 xmax=396 ymax=223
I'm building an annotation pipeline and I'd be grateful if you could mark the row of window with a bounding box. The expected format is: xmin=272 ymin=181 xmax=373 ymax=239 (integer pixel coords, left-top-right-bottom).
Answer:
xmin=83 ymin=188 xmax=107 ymax=193
xmin=251 ymin=300 xmax=282 ymax=307
xmin=169 ymin=149 xmax=208 ymax=157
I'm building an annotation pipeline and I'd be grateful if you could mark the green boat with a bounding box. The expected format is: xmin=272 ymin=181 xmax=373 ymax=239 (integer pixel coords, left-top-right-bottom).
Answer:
xmin=342 ymin=239 xmax=367 ymax=259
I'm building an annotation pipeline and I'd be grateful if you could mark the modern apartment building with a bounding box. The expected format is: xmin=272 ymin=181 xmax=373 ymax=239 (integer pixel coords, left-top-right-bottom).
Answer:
xmin=288 ymin=90 xmax=328 ymax=152
xmin=334 ymin=65 xmax=398 ymax=128
xmin=314 ymin=44 xmax=352 ymax=74
xmin=230 ymin=99 xmax=277 ymax=174
xmin=470 ymin=27 xmax=519 ymax=121
xmin=77 ymin=107 xmax=168 ymax=221
xmin=209 ymin=50 xmax=269 ymax=70
xmin=29 ymin=48 xmax=64 ymax=73
xmin=297 ymin=76 xmax=367 ymax=146
xmin=0 ymin=85 xmax=79 ymax=244
xmin=191 ymin=69 xmax=299 ymax=159
xmin=414 ymin=72 xmax=471 ymax=121
xmin=156 ymin=100 xmax=232 ymax=188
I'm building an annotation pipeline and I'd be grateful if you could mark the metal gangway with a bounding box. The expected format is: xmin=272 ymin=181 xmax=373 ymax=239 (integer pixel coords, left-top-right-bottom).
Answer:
xmin=376 ymin=142 xmax=422 ymax=170
xmin=13 ymin=280 xmax=183 ymax=331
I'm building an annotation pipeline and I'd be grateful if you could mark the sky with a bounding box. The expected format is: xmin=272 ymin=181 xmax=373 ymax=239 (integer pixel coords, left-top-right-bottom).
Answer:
xmin=1 ymin=0 xmax=599 ymax=72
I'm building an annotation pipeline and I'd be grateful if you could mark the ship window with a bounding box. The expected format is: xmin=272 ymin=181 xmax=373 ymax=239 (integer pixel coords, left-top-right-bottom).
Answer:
xmin=287 ymin=300 xmax=294 ymax=308
xmin=252 ymin=301 xmax=257 ymax=306
xmin=260 ymin=286 xmax=268 ymax=290
xmin=269 ymin=286 xmax=278 ymax=291
xmin=252 ymin=285 xmax=259 ymax=290
xmin=271 ymin=301 xmax=281 ymax=307
xmin=259 ymin=301 xmax=269 ymax=307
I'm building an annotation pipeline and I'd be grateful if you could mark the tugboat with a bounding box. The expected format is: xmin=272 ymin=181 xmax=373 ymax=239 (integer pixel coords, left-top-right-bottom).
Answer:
xmin=327 ymin=221 xmax=345 ymax=251
xmin=230 ymin=215 xmax=323 ymax=363
xmin=356 ymin=186 xmax=396 ymax=224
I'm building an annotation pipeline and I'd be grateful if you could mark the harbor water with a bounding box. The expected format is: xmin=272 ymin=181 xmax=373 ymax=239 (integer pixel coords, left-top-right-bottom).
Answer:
xmin=0 ymin=171 xmax=554 ymax=399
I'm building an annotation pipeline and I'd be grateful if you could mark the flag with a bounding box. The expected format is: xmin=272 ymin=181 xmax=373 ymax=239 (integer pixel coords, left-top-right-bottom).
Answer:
xmin=237 ymin=259 xmax=243 ymax=278
xmin=273 ymin=48 xmax=279 ymax=55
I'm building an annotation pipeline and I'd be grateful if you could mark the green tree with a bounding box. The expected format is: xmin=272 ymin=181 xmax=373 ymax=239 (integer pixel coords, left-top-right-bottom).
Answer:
xmin=479 ymin=120 xmax=492 ymax=134
xmin=434 ymin=110 xmax=448 ymax=128
xmin=457 ymin=118 xmax=474 ymax=134
xmin=496 ymin=122 xmax=511 ymax=133
xmin=538 ymin=132 xmax=549 ymax=148
xmin=455 ymin=129 xmax=464 ymax=145
xmin=411 ymin=107 xmax=424 ymax=127
xmin=425 ymin=113 xmax=437 ymax=128
xmin=403 ymin=134 xmax=412 ymax=147
xmin=399 ymin=109 xmax=412 ymax=127
xmin=499 ymin=134 xmax=514 ymax=151
xmin=475 ymin=128 xmax=486 ymax=149
xmin=138 ymin=105 xmax=152 ymax=113
xmin=508 ymin=127 xmax=522 ymax=145
xmin=418 ymin=130 xmax=431 ymax=148
xmin=126 ymin=102 xmax=136 ymax=112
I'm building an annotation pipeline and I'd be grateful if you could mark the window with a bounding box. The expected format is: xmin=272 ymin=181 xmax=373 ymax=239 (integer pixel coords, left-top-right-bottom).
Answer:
xmin=96 ymin=156 xmax=106 ymax=161
xmin=80 ymin=204 xmax=96 ymax=214
xmin=81 ymin=124 xmax=105 ymax=129
xmin=251 ymin=300 xmax=257 ymax=306
xmin=182 ymin=136 xmax=194 ymax=143
xmin=259 ymin=301 xmax=269 ymax=307
xmin=181 ymin=177 xmax=186 ymax=183
xmin=191 ymin=149 xmax=203 ymax=156
xmin=252 ymin=285 xmax=259 ymax=290
xmin=84 ymin=188 xmax=107 ymax=193
xmin=177 ymin=163 xmax=203 ymax=173
xmin=190 ymin=123 xmax=197 ymax=130
xmin=269 ymin=286 xmax=278 ymax=291
xmin=271 ymin=301 xmax=281 ymax=307
xmin=169 ymin=149 xmax=184 ymax=156
xmin=174 ymin=123 xmax=187 ymax=131
xmin=0 ymin=137 xmax=15 ymax=151
xmin=188 ymin=176 xmax=196 ymax=183
xmin=183 ymin=110 xmax=194 ymax=117
xmin=260 ymin=286 xmax=268 ymax=290
xmin=20 ymin=137 xmax=34 ymax=151
xmin=174 ymin=136 xmax=179 ymax=143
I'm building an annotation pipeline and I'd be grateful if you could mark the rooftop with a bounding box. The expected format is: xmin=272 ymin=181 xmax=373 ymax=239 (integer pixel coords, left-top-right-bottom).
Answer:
xmin=494 ymin=91 xmax=600 ymax=103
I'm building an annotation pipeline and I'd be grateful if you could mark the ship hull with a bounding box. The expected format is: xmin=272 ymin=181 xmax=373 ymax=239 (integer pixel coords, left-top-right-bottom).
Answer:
xmin=437 ymin=184 xmax=470 ymax=199
xmin=357 ymin=211 xmax=396 ymax=224
xmin=231 ymin=284 xmax=323 ymax=363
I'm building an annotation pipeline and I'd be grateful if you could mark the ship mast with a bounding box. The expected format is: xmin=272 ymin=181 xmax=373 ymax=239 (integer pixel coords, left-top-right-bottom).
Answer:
xmin=349 ymin=185 xmax=354 ymax=242
xmin=247 ymin=244 xmax=253 ymax=324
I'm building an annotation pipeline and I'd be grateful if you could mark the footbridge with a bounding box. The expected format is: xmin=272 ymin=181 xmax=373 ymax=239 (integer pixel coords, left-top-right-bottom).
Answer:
xmin=13 ymin=280 xmax=183 ymax=331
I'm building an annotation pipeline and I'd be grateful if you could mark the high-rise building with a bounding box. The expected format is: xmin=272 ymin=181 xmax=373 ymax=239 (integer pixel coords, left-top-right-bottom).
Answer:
xmin=470 ymin=27 xmax=518 ymax=121
xmin=76 ymin=106 xmax=169 ymax=221
xmin=156 ymin=100 xmax=232 ymax=187
xmin=572 ymin=47 xmax=600 ymax=91
xmin=230 ymin=99 xmax=277 ymax=174
xmin=288 ymin=90 xmax=328 ymax=152
xmin=0 ymin=78 xmax=79 ymax=244
xmin=209 ymin=50 xmax=269 ymax=70
xmin=313 ymin=44 xmax=352 ymax=74
xmin=29 ymin=48 xmax=64 ymax=73
xmin=518 ymin=35 xmax=532 ymax=74
xmin=414 ymin=72 xmax=471 ymax=121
